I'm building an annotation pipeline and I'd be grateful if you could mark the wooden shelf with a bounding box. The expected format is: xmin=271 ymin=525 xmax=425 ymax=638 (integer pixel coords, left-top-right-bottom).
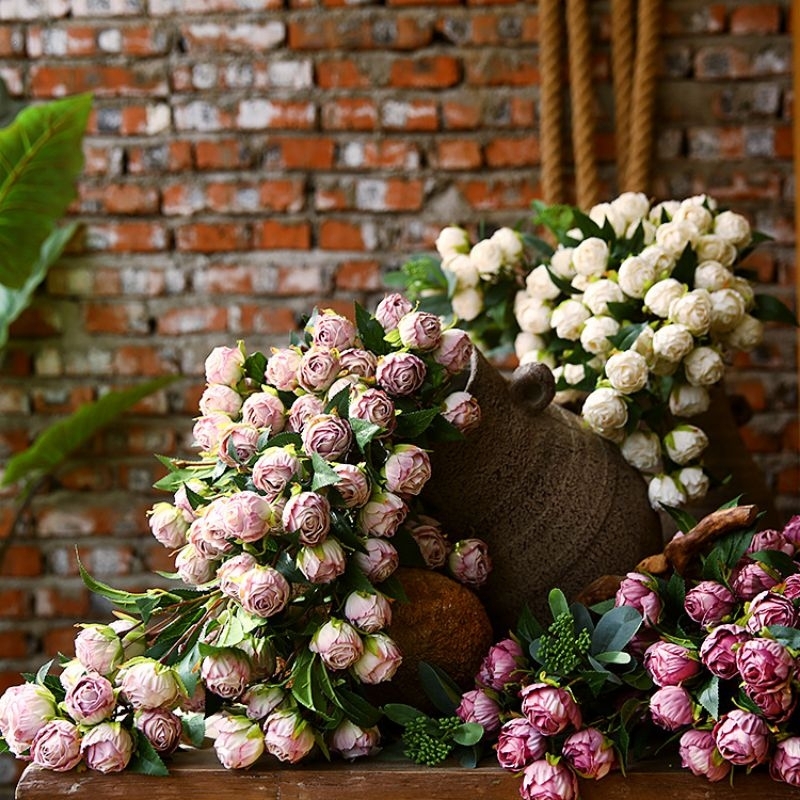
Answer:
xmin=15 ymin=746 xmax=798 ymax=800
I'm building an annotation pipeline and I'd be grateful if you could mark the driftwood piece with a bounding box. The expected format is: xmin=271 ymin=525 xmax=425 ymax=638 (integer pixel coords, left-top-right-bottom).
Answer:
xmin=635 ymin=553 xmax=670 ymax=575
xmin=574 ymin=574 xmax=625 ymax=606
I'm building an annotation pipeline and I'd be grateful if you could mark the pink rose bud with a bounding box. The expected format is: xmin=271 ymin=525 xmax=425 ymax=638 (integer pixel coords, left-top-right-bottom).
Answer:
xmin=732 ymin=560 xmax=780 ymax=600
xmin=215 ymin=491 xmax=274 ymax=544
xmin=698 ymin=623 xmax=750 ymax=680
xmin=135 ymin=708 xmax=183 ymax=755
xmin=712 ymin=709 xmax=770 ymax=767
xmin=301 ymin=413 xmax=353 ymax=461
xmin=643 ymin=640 xmax=701 ymax=687
xmin=117 ymin=659 xmax=182 ymax=710
xmin=199 ymin=383 xmax=243 ymax=417
xmin=339 ymin=348 xmax=377 ymax=379
xmin=238 ymin=564 xmax=290 ymax=618
xmin=615 ymin=572 xmax=663 ymax=626
xmin=441 ymin=390 xmax=481 ymax=433
xmin=520 ymin=683 xmax=582 ymax=736
xmin=283 ymin=491 xmax=331 ymax=546
xmin=520 ymin=759 xmax=579 ymax=800
xmin=309 ymin=311 xmax=357 ymax=351
xmin=74 ymin=624 xmax=125 ymax=676
xmin=80 ymin=721 xmax=133 ymax=773
xmin=397 ymin=310 xmax=442 ymax=351
xmin=354 ymin=537 xmax=399 ymax=583
xmin=263 ymin=709 xmax=316 ymax=763
xmin=358 ymin=491 xmax=408 ymax=538
xmin=350 ymin=388 xmax=397 ymax=436
xmin=375 ymin=352 xmax=426 ymax=397
xmin=782 ymin=515 xmax=800 ymax=549
xmin=771 ymin=736 xmax=800 ymax=786
xmin=264 ymin=347 xmax=302 ymax=391
xmin=287 ymin=394 xmax=325 ymax=433
xmin=64 ymin=673 xmax=116 ymax=725
xmin=344 ymin=591 xmax=392 ymax=633
xmin=243 ymin=684 xmax=285 ymax=721
xmin=649 ymin=685 xmax=695 ymax=731
xmin=329 ymin=719 xmax=380 ymax=761
xmin=495 ymin=717 xmax=546 ymax=771
xmin=238 ymin=636 xmax=276 ymax=681
xmin=331 ymin=463 xmax=372 ymax=509
xmin=297 ymin=346 xmax=341 ymax=393
xmin=213 ymin=716 xmax=265 ymax=769
xmin=309 ymin=619 xmax=364 ymax=670
xmin=456 ymin=688 xmax=501 ymax=732
xmin=748 ymin=528 xmax=794 ymax=557
xmin=477 ymin=638 xmax=524 ymax=691
xmin=192 ymin=413 xmax=230 ymax=454
xmin=218 ymin=423 xmax=260 ymax=467
xmin=30 ymin=719 xmax=82 ymax=771
xmin=241 ymin=390 xmax=286 ymax=433
xmin=684 ymin=580 xmax=737 ymax=627
xmin=745 ymin=682 xmax=796 ymax=722
xmin=174 ymin=479 xmax=209 ymax=521
xmin=433 ymin=328 xmax=473 ymax=375
xmin=781 ymin=574 xmax=800 ymax=600
xmin=109 ymin=618 xmax=146 ymax=662
xmin=745 ymin=590 xmax=797 ymax=632
xmin=562 ymin=727 xmax=617 ymax=780
xmin=407 ymin=516 xmax=450 ymax=568
xmin=383 ymin=444 xmax=432 ymax=496
xmin=448 ymin=538 xmax=492 ymax=588
xmin=252 ymin=447 xmax=301 ymax=501
xmin=296 ymin=538 xmax=347 ymax=584
xmin=0 ymin=683 xmax=57 ymax=756
xmin=175 ymin=543 xmax=217 ymax=587
xmin=735 ymin=637 xmax=795 ymax=692
xmin=205 ymin=345 xmax=245 ymax=387
xmin=201 ymin=648 xmax=253 ymax=700
xmin=678 ymin=729 xmax=730 ymax=782
xmin=351 ymin=633 xmax=402 ymax=684
xmin=147 ymin=502 xmax=190 ymax=549
xmin=189 ymin=514 xmax=234 ymax=559
xmin=375 ymin=293 xmax=413 ymax=332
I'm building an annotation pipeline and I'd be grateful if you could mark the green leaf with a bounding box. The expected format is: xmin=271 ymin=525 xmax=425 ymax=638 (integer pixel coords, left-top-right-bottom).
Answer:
xmin=591 ymin=605 xmax=642 ymax=655
xmin=394 ymin=408 xmax=440 ymax=439
xmin=659 ymin=504 xmax=697 ymax=534
xmin=263 ymin=431 xmax=303 ymax=450
xmin=129 ymin=731 xmax=169 ymax=777
xmin=355 ymin=302 xmax=392 ymax=355
xmin=153 ymin=464 xmax=215 ymax=492
xmin=608 ymin=322 xmax=648 ymax=352
xmin=571 ymin=209 xmax=604 ymax=240
xmin=243 ymin=351 xmax=267 ymax=383
xmin=606 ymin=299 xmax=640 ymax=320
xmin=697 ymin=675 xmax=720 ymax=720
xmin=453 ymin=722 xmax=484 ymax=746
xmin=544 ymin=266 xmax=575 ymax=296
xmin=0 ymin=737 xmax=9 ymax=755
xmin=335 ymin=687 xmax=382 ymax=729
xmin=174 ymin=641 xmax=201 ymax=698
xmin=350 ymin=417 xmax=383 ymax=451
xmin=391 ymin=527 xmax=427 ymax=569
xmin=311 ymin=452 xmax=340 ymax=491
xmin=418 ymin=661 xmax=462 ymax=716
xmin=2 ymin=375 xmax=177 ymax=486
xmin=0 ymin=93 xmax=92 ymax=290
xmin=458 ymin=744 xmax=481 ymax=769
xmin=34 ymin=658 xmax=54 ymax=685
xmin=753 ymin=294 xmax=798 ymax=326
xmin=670 ymin=244 xmax=698 ymax=286
xmin=516 ymin=605 xmax=544 ymax=647
xmin=324 ymin=386 xmax=350 ymax=418
xmin=382 ymin=703 xmax=425 ymax=726
xmin=750 ymin=549 xmax=797 ymax=578
xmin=290 ymin=648 xmax=319 ymax=712
xmin=767 ymin=625 xmax=800 ymax=650
xmin=78 ymin=556 xmax=145 ymax=610
xmin=181 ymin=713 xmax=206 ymax=748
xmin=375 ymin=571 xmax=408 ymax=602
xmin=594 ymin=651 xmax=632 ymax=665
xmin=547 ymin=588 xmax=570 ymax=620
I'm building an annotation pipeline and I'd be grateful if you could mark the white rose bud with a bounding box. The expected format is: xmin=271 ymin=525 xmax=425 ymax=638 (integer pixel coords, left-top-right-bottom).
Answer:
xmin=550 ymin=247 xmax=576 ymax=278
xmin=664 ymin=424 xmax=709 ymax=465
xmin=669 ymin=383 xmax=711 ymax=417
xmin=469 ymin=238 xmax=503 ymax=277
xmin=582 ymin=387 xmax=628 ymax=433
xmin=647 ymin=474 xmax=687 ymax=510
xmin=572 ymin=237 xmax=609 ymax=277
xmin=731 ymin=276 xmax=755 ymax=310
xmin=723 ymin=314 xmax=763 ymax=351
xmin=668 ymin=289 xmax=712 ymax=336
xmin=514 ymin=332 xmax=546 ymax=360
xmin=654 ymin=220 xmax=699 ymax=256
xmin=490 ymin=227 xmax=524 ymax=264
xmin=694 ymin=260 xmax=733 ymax=292
xmin=520 ymin=349 xmax=555 ymax=369
xmin=435 ymin=226 xmax=470 ymax=259
xmin=605 ymin=350 xmax=648 ymax=394
xmin=571 ymin=273 xmax=591 ymax=293
xmin=695 ymin=235 xmax=737 ymax=267
xmin=632 ymin=326 xmax=655 ymax=360
xmin=713 ymin=210 xmax=752 ymax=247
xmin=649 ymin=200 xmax=680 ymax=224
xmin=525 ymin=264 xmax=562 ymax=301
xmin=626 ymin=218 xmax=656 ymax=244
xmin=551 ymin=299 xmax=591 ymax=341
xmin=618 ymin=256 xmax=656 ymax=298
xmin=580 ymin=315 xmax=620 ymax=355
xmin=589 ymin=202 xmax=627 ymax=237
xmin=552 ymin=365 xmax=584 ymax=404
xmin=644 ymin=278 xmax=685 ymax=318
xmin=582 ymin=279 xmax=625 ymax=316
xmin=683 ymin=346 xmax=724 ymax=387
xmin=639 ymin=245 xmax=676 ymax=275
xmin=673 ymin=201 xmax=713 ymax=234
xmin=451 ymin=288 xmax=483 ymax=321
xmin=441 ymin=253 xmax=479 ymax=289
xmin=652 ymin=323 xmax=694 ymax=363
xmin=677 ymin=466 xmax=710 ymax=502
xmin=514 ymin=293 xmax=553 ymax=334
xmin=710 ymin=289 xmax=745 ymax=333
xmin=621 ymin=430 xmax=662 ymax=473
xmin=610 ymin=191 xmax=650 ymax=225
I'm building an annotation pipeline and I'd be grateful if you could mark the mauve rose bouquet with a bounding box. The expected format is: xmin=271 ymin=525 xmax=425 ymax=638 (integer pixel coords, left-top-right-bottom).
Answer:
xmin=392 ymin=194 xmax=796 ymax=511
xmin=0 ymin=296 xmax=490 ymax=775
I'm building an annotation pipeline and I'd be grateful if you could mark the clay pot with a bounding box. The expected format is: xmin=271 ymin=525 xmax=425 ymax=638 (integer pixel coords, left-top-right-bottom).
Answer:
xmin=423 ymin=351 xmax=664 ymax=634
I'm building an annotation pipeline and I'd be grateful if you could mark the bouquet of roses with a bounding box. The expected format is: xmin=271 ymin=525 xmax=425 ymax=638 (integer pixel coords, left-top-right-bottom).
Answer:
xmin=393 ymin=193 xmax=796 ymax=511
xmin=0 ymin=294 xmax=491 ymax=775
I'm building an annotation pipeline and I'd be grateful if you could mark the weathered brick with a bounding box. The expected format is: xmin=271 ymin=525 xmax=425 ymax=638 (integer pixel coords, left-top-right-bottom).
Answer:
xmin=319 ymin=219 xmax=367 ymax=250
xmin=315 ymin=57 xmax=371 ymax=88
xmin=157 ymin=306 xmax=228 ymax=336
xmin=127 ymin=141 xmax=193 ymax=174
xmin=237 ymin=98 xmax=316 ymax=130
xmin=322 ymin=98 xmax=379 ymax=130
xmin=381 ymin=99 xmax=438 ymax=130
xmin=389 ymin=55 xmax=461 ymax=88
xmin=194 ymin=138 xmax=253 ymax=170
xmin=82 ymin=222 xmax=169 ymax=253
xmin=30 ymin=63 xmax=168 ymax=98
xmin=484 ymin=135 xmax=540 ymax=167
xmin=84 ymin=301 xmax=150 ymax=335
xmin=254 ymin=220 xmax=312 ymax=250
xmin=272 ymin=137 xmax=336 ymax=169
xmin=338 ymin=140 xmax=420 ymax=170
xmin=334 ymin=259 xmax=382 ymax=291
xmin=730 ymin=5 xmax=782 ymax=35
xmin=175 ymin=222 xmax=251 ymax=252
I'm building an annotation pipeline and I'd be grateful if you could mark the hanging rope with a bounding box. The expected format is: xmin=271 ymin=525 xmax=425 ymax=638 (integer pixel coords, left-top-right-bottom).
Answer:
xmin=624 ymin=0 xmax=662 ymax=192
xmin=610 ymin=0 xmax=634 ymax=187
xmin=566 ymin=0 xmax=599 ymax=208
xmin=539 ymin=0 xmax=565 ymax=204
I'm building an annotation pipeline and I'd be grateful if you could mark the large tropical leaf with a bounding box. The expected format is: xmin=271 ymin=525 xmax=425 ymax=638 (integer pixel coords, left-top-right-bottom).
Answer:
xmin=0 ymin=93 xmax=91 ymax=289
xmin=0 ymin=222 xmax=76 ymax=349
xmin=2 ymin=375 xmax=177 ymax=486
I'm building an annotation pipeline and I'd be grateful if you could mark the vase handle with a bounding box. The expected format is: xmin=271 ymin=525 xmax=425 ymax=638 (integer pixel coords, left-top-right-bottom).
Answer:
xmin=508 ymin=362 xmax=555 ymax=415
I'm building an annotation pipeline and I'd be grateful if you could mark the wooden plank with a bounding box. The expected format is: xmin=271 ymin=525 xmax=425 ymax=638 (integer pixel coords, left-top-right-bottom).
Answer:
xmin=15 ymin=747 xmax=800 ymax=800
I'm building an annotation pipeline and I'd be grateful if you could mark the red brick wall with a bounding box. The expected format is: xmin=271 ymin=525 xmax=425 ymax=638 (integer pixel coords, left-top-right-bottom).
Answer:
xmin=0 ymin=0 xmax=796 ymax=785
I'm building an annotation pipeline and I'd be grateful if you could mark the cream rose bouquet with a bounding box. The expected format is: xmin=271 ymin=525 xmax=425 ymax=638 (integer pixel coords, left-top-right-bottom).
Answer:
xmin=0 ymin=296 xmax=490 ymax=775
xmin=393 ymin=193 xmax=796 ymax=511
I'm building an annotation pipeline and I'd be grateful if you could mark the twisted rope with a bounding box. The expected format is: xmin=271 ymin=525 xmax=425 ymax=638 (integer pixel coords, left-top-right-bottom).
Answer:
xmin=610 ymin=0 xmax=634 ymax=187
xmin=566 ymin=0 xmax=599 ymax=207
xmin=539 ymin=0 xmax=565 ymax=204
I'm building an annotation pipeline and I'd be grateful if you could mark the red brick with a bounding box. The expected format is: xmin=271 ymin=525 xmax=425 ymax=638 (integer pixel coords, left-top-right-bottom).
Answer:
xmin=315 ymin=58 xmax=371 ymax=89
xmin=31 ymin=385 xmax=94 ymax=414
xmin=82 ymin=222 xmax=169 ymax=252
xmin=335 ymin=260 xmax=382 ymax=291
xmin=381 ymin=99 xmax=438 ymax=130
xmin=663 ymin=5 xmax=727 ymax=36
xmin=57 ymin=463 xmax=116 ymax=491
xmin=194 ymin=138 xmax=253 ymax=170
xmin=774 ymin=125 xmax=792 ymax=158
xmin=783 ymin=419 xmax=799 ymax=452
xmin=237 ymin=99 xmax=315 ymax=130
xmin=322 ymin=98 xmax=378 ymax=130
xmin=729 ymin=5 xmax=782 ymax=36
xmin=338 ymin=140 xmax=420 ymax=170
xmin=8 ymin=305 xmax=62 ymax=338
xmin=194 ymin=264 xmax=257 ymax=294
xmin=42 ymin=626 xmax=79 ymax=658
xmin=1 ymin=546 xmax=42 ymax=577
xmin=485 ymin=136 xmax=540 ymax=167
xmin=30 ymin=64 xmax=167 ymax=97
xmin=175 ymin=222 xmax=250 ymax=252
xmin=83 ymin=143 xmax=124 ymax=176
xmin=238 ymin=305 xmax=298 ymax=335
xmin=738 ymin=425 xmax=781 ymax=453
xmin=0 ymin=589 xmax=28 ymax=618
xmin=275 ymin=137 xmax=336 ymax=169
xmin=389 ymin=55 xmax=461 ymax=88
xmin=0 ymin=630 xmax=29 ymax=659
xmin=288 ymin=16 xmax=432 ymax=50
xmin=777 ymin=465 xmax=799 ymax=494
xmin=727 ymin=380 xmax=767 ymax=413
xmin=112 ymin=345 xmax=175 ymax=376
xmin=319 ymin=220 xmax=366 ymax=250
xmin=80 ymin=183 xmax=160 ymax=215
xmin=34 ymin=586 xmax=91 ymax=618
xmin=127 ymin=141 xmax=193 ymax=174
xmin=254 ymin=220 xmax=312 ymax=250
xmin=0 ymin=26 xmax=25 ymax=57
xmin=464 ymin=53 xmax=538 ymax=86
xmin=457 ymin=178 xmax=541 ymax=210
xmin=157 ymin=306 xmax=228 ymax=335
xmin=442 ymin=98 xmax=483 ymax=129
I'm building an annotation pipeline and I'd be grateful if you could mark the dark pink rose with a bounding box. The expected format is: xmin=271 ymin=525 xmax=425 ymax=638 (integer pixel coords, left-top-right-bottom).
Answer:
xmin=301 ymin=413 xmax=353 ymax=460
xmin=520 ymin=683 xmax=582 ymax=736
xmin=745 ymin=590 xmax=797 ymax=632
xmin=339 ymin=348 xmax=378 ymax=378
xmin=477 ymin=638 xmax=524 ymax=691
xmin=771 ymin=736 xmax=800 ymax=785
xmin=374 ymin=293 xmax=413 ymax=331
xmin=350 ymin=388 xmax=396 ymax=435
xmin=782 ymin=573 xmax=800 ymax=600
xmin=282 ymin=491 xmax=331 ymax=546
xmin=678 ymin=729 xmax=730 ymax=782
xmin=735 ymin=637 xmax=794 ymax=692
xmin=643 ymin=640 xmax=701 ymax=687
xmin=731 ymin=560 xmax=780 ymax=600
xmin=30 ymin=719 xmax=82 ymax=771
xmin=615 ymin=572 xmax=662 ymax=626
xmin=699 ymin=623 xmax=750 ymax=680
xmin=448 ymin=538 xmax=492 ymax=588
xmin=745 ymin=682 xmax=796 ymax=722
xmin=397 ymin=310 xmax=442 ymax=351
xmin=287 ymin=394 xmax=326 ymax=433
xmin=712 ymin=709 xmax=770 ymax=767
xmin=241 ymin=390 xmax=286 ymax=432
xmin=781 ymin=515 xmax=800 ymax=549
xmin=433 ymin=328 xmax=473 ymax=375
xmin=520 ymin=759 xmax=579 ymax=800
xmin=264 ymin=347 xmax=302 ymax=391
xmin=748 ymin=528 xmax=794 ymax=557
xmin=375 ymin=352 xmax=426 ymax=397
xmin=309 ymin=311 xmax=357 ymax=351
xmin=562 ymin=726 xmax=617 ymax=780
xmin=684 ymin=580 xmax=737 ymax=627
xmin=297 ymin=346 xmax=341 ymax=393
xmin=135 ymin=708 xmax=183 ymax=755
xmin=495 ymin=717 xmax=546 ymax=771
xmin=456 ymin=689 xmax=501 ymax=732
xmin=649 ymin=685 xmax=694 ymax=731
xmin=406 ymin=515 xmax=449 ymax=568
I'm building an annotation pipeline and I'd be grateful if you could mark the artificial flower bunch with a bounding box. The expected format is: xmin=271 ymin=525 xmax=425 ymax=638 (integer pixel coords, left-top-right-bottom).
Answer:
xmin=0 ymin=295 xmax=491 ymax=774
xmin=395 ymin=193 xmax=795 ymax=511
